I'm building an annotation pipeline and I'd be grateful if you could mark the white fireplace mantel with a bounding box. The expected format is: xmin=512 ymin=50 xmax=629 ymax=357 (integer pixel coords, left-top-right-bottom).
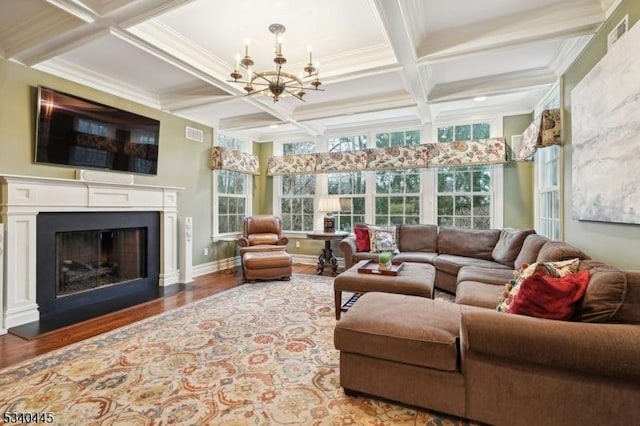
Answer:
xmin=0 ymin=174 xmax=183 ymax=333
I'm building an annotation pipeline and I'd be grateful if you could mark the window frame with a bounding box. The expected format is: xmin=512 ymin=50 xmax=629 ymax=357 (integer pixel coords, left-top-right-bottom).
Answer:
xmin=276 ymin=139 xmax=317 ymax=233
xmin=533 ymin=82 xmax=562 ymax=239
xmin=430 ymin=117 xmax=504 ymax=229
xmin=212 ymin=133 xmax=252 ymax=238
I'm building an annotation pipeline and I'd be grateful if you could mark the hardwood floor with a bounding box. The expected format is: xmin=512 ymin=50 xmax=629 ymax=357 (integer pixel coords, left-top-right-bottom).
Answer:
xmin=0 ymin=264 xmax=323 ymax=370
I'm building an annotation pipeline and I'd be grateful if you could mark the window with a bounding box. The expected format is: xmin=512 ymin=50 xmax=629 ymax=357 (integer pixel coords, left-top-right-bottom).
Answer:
xmin=536 ymin=145 xmax=560 ymax=239
xmin=534 ymin=84 xmax=561 ymax=239
xmin=280 ymin=141 xmax=316 ymax=232
xmin=214 ymin=134 xmax=251 ymax=235
xmin=327 ymin=135 xmax=367 ymax=231
xmin=374 ymin=131 xmax=421 ymax=225
xmin=435 ymin=122 xmax=494 ymax=229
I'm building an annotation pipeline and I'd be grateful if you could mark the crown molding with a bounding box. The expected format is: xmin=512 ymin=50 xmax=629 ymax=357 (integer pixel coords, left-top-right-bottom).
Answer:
xmin=600 ymin=0 xmax=624 ymax=18
xmin=547 ymin=35 xmax=593 ymax=76
xmin=34 ymin=57 xmax=160 ymax=109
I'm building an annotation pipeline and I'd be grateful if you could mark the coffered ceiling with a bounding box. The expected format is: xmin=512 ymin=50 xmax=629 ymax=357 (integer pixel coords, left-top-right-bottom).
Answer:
xmin=0 ymin=0 xmax=620 ymax=141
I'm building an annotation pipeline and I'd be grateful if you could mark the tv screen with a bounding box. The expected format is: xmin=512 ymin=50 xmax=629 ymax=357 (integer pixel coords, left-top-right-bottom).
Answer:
xmin=35 ymin=86 xmax=160 ymax=175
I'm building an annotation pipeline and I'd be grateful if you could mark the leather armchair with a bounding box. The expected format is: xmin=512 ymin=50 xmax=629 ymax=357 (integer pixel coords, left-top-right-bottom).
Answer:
xmin=237 ymin=215 xmax=289 ymax=248
xmin=238 ymin=215 xmax=291 ymax=282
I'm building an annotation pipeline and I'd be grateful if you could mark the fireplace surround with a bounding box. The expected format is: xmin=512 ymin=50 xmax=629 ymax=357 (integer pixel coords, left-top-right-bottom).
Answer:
xmin=37 ymin=211 xmax=160 ymax=320
xmin=0 ymin=174 xmax=181 ymax=333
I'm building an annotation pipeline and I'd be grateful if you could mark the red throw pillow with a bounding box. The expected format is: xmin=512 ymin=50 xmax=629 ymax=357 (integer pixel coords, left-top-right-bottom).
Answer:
xmin=354 ymin=225 xmax=370 ymax=252
xmin=508 ymin=270 xmax=590 ymax=320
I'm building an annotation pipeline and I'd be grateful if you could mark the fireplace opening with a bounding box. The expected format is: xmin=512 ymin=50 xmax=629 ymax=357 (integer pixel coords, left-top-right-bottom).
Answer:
xmin=56 ymin=228 xmax=147 ymax=297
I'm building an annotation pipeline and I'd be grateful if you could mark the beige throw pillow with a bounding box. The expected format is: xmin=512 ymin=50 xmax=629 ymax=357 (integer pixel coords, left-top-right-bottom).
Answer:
xmin=368 ymin=225 xmax=398 ymax=253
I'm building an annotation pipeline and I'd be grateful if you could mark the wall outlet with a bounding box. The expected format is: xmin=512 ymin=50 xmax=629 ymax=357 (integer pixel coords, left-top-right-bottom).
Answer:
xmin=203 ymin=247 xmax=209 ymax=256
xmin=295 ymin=241 xmax=300 ymax=248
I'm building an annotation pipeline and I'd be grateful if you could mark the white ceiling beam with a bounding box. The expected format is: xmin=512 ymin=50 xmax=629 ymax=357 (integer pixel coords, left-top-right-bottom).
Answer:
xmin=293 ymin=91 xmax=415 ymax=122
xmin=428 ymin=68 xmax=556 ymax=103
xmin=219 ymin=113 xmax=283 ymax=132
xmin=371 ymin=0 xmax=430 ymax=124
xmin=417 ymin=0 xmax=604 ymax=65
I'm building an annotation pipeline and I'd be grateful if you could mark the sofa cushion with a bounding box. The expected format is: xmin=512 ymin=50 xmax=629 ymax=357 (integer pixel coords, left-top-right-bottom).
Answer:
xmin=457 ymin=266 xmax=515 ymax=286
xmin=537 ymin=241 xmax=590 ymax=262
xmin=393 ymin=251 xmax=438 ymax=264
xmin=456 ymin=281 xmax=504 ymax=309
xmin=334 ymin=293 xmax=461 ymax=371
xmin=397 ymin=224 xmax=438 ymax=252
xmin=508 ymin=270 xmax=591 ymax=320
xmin=514 ymin=234 xmax=549 ymax=270
xmin=573 ymin=260 xmax=628 ymax=323
xmin=434 ymin=254 xmax=510 ymax=277
xmin=353 ymin=223 xmax=370 ymax=252
xmin=492 ymin=228 xmax=536 ymax=268
xmin=437 ymin=227 xmax=501 ymax=260
xmin=497 ymin=258 xmax=581 ymax=313
xmin=369 ymin=225 xmax=398 ymax=253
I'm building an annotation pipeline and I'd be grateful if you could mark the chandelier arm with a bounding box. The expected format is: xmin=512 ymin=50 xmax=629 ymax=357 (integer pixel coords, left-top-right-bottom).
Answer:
xmin=284 ymin=88 xmax=306 ymax=101
xmin=244 ymin=87 xmax=272 ymax=97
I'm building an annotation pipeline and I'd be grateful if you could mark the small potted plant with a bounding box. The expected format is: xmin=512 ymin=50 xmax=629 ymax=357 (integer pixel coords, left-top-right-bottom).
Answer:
xmin=378 ymin=251 xmax=392 ymax=271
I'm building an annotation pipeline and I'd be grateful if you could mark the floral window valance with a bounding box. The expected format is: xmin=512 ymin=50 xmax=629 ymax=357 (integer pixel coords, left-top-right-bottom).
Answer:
xmin=266 ymin=138 xmax=506 ymax=175
xmin=516 ymin=108 xmax=561 ymax=161
xmin=210 ymin=146 xmax=259 ymax=175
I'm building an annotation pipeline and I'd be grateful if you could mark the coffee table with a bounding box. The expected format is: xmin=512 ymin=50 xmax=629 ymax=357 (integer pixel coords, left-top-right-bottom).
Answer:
xmin=334 ymin=260 xmax=435 ymax=319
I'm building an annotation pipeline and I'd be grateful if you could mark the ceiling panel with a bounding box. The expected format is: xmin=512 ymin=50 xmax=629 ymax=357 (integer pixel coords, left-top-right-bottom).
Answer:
xmin=50 ymin=33 xmax=202 ymax=93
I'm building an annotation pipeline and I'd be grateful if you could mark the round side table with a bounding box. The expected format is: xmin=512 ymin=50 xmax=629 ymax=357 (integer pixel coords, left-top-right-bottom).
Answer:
xmin=305 ymin=231 xmax=349 ymax=275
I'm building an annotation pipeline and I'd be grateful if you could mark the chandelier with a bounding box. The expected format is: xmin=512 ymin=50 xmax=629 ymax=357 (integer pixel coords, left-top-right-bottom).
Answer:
xmin=229 ymin=23 xmax=323 ymax=102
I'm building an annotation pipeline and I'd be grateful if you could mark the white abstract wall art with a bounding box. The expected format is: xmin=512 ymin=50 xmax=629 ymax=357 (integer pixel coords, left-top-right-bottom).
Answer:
xmin=571 ymin=21 xmax=640 ymax=224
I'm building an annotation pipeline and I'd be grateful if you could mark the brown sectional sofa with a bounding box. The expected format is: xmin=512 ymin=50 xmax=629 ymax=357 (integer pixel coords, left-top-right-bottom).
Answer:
xmin=335 ymin=225 xmax=640 ymax=425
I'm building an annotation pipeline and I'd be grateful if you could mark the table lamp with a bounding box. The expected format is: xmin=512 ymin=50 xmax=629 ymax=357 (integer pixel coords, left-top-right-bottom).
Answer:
xmin=318 ymin=196 xmax=341 ymax=232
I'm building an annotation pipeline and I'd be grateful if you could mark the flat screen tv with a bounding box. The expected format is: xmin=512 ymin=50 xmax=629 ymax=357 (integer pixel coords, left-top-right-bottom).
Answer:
xmin=35 ymin=86 xmax=160 ymax=175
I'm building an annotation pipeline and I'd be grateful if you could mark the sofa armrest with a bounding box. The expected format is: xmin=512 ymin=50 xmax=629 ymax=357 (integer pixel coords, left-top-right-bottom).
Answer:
xmin=339 ymin=236 xmax=357 ymax=270
xmin=237 ymin=237 xmax=250 ymax=247
xmin=460 ymin=308 xmax=640 ymax=381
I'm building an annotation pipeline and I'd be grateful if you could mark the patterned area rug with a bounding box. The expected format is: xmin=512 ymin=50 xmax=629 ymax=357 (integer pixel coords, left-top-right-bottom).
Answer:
xmin=0 ymin=274 xmax=470 ymax=425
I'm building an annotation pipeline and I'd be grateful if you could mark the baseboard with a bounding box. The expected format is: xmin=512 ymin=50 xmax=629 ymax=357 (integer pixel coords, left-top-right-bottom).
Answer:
xmin=192 ymin=257 xmax=239 ymax=277
xmin=191 ymin=254 xmax=344 ymax=278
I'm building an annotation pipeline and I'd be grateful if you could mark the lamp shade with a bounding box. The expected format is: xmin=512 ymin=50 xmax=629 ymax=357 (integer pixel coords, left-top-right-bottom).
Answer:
xmin=318 ymin=196 xmax=341 ymax=213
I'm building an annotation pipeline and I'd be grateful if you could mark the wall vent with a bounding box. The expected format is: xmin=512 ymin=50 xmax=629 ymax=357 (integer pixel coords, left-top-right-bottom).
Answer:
xmin=608 ymin=15 xmax=628 ymax=50
xmin=185 ymin=126 xmax=204 ymax=143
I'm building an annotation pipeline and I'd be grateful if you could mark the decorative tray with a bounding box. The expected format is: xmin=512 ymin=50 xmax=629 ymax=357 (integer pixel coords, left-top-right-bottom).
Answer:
xmin=357 ymin=259 xmax=404 ymax=276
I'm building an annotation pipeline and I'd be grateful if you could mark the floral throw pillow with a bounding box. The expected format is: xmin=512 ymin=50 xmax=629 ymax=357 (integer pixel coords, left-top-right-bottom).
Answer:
xmin=368 ymin=225 xmax=398 ymax=253
xmin=497 ymin=258 xmax=581 ymax=313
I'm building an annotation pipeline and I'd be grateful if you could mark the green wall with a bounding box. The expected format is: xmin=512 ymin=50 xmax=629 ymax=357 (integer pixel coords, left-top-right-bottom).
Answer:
xmin=561 ymin=0 xmax=640 ymax=270
xmin=253 ymin=141 xmax=273 ymax=215
xmin=0 ymin=58 xmax=217 ymax=267
xmin=502 ymin=113 xmax=534 ymax=229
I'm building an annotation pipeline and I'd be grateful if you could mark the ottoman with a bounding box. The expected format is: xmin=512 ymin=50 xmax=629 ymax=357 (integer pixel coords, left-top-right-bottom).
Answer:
xmin=334 ymin=292 xmax=465 ymax=417
xmin=333 ymin=261 xmax=435 ymax=319
xmin=242 ymin=250 xmax=292 ymax=282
